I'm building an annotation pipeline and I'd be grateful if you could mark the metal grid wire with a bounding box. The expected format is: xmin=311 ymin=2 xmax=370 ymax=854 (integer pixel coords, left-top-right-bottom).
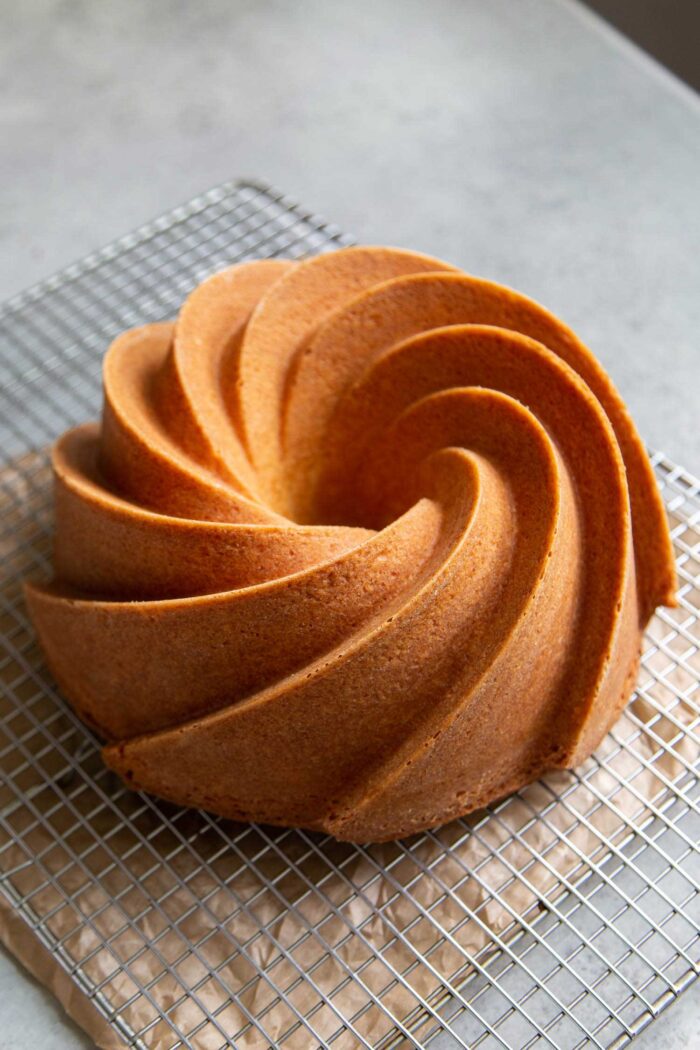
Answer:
xmin=0 ymin=179 xmax=698 ymax=1049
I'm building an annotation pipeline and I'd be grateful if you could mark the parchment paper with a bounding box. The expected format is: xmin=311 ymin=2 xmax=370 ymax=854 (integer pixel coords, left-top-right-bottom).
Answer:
xmin=1 ymin=451 xmax=697 ymax=1048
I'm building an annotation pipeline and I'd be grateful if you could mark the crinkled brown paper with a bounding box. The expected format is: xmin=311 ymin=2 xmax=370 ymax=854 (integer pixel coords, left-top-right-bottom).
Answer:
xmin=1 ymin=451 xmax=697 ymax=1048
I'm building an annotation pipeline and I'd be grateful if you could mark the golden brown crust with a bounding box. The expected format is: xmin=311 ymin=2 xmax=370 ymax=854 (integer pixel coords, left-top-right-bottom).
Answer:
xmin=24 ymin=249 xmax=676 ymax=841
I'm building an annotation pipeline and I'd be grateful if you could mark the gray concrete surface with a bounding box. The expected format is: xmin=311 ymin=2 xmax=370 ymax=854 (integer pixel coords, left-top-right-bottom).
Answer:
xmin=1 ymin=0 xmax=699 ymax=1047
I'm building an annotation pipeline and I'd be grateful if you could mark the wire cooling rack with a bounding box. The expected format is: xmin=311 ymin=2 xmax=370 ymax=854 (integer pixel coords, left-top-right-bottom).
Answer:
xmin=0 ymin=180 xmax=698 ymax=1050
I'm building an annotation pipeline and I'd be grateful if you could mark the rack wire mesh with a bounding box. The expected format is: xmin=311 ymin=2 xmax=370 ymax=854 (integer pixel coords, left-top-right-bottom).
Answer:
xmin=0 ymin=179 xmax=698 ymax=1050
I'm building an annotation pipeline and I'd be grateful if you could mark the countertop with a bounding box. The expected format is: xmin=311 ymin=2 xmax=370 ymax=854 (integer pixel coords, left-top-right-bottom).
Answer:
xmin=1 ymin=0 xmax=698 ymax=1046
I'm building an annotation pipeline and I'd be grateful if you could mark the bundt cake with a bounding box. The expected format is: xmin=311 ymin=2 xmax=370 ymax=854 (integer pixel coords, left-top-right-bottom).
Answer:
xmin=25 ymin=247 xmax=676 ymax=841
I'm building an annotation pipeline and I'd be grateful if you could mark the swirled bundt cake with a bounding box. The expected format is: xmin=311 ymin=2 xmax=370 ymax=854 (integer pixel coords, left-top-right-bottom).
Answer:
xmin=25 ymin=247 xmax=676 ymax=841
